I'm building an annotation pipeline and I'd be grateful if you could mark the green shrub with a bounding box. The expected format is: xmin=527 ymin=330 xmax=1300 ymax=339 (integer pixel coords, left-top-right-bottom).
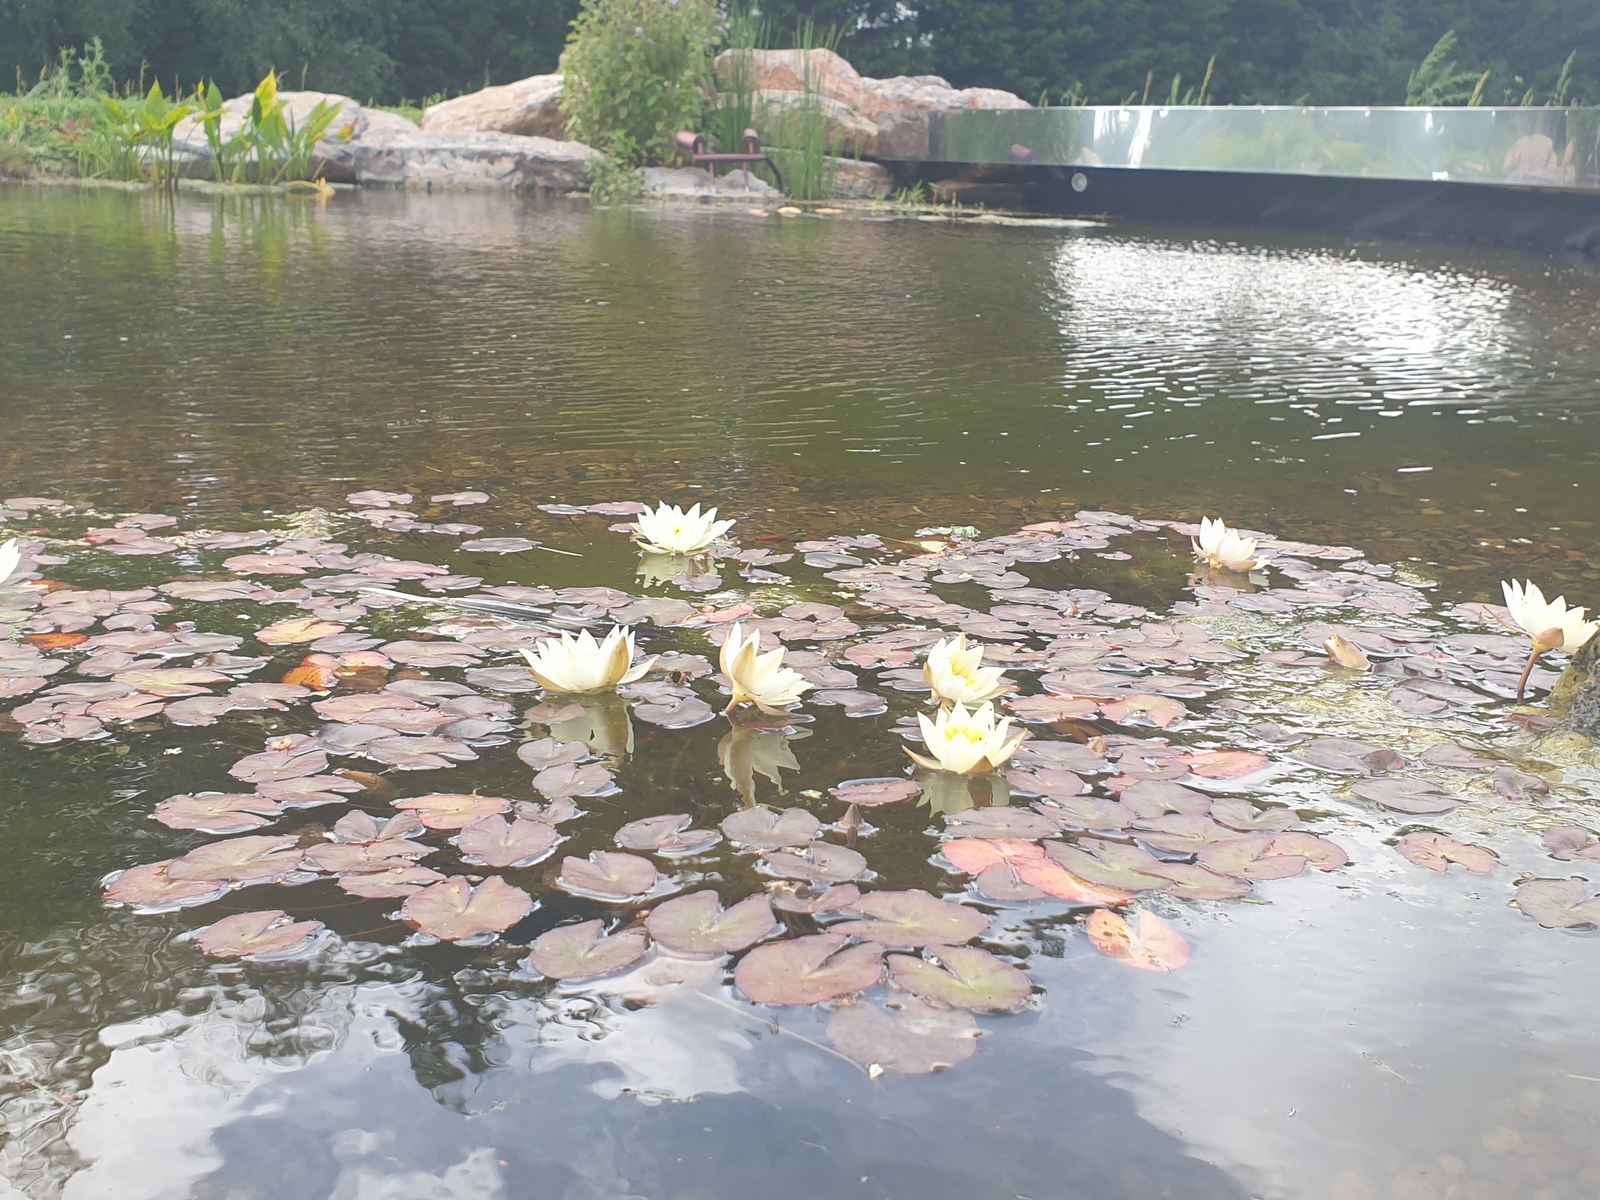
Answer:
xmin=560 ymin=0 xmax=718 ymax=166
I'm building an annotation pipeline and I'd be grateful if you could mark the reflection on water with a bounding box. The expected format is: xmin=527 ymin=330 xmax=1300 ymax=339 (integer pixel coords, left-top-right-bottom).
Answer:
xmin=2 ymin=187 xmax=1600 ymax=1200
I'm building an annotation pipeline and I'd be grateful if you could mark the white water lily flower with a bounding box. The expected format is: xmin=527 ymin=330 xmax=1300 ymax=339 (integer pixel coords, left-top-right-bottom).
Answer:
xmin=1501 ymin=580 xmax=1598 ymax=653
xmin=1192 ymin=516 xmax=1267 ymax=572
xmin=520 ymin=626 xmax=655 ymax=694
xmin=923 ymin=633 xmax=1007 ymax=705
xmin=906 ymin=700 xmax=1026 ymax=776
xmin=0 ymin=539 xmax=21 ymax=585
xmin=629 ymin=502 xmax=735 ymax=556
xmin=719 ymin=622 xmax=811 ymax=713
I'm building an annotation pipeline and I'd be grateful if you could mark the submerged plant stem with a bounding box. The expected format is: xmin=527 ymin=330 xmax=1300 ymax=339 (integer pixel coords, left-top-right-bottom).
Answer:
xmin=687 ymin=988 xmax=867 ymax=1074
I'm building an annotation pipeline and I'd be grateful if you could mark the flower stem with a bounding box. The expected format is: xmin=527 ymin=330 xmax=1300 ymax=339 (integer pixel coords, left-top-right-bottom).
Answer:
xmin=1515 ymin=646 xmax=1541 ymax=702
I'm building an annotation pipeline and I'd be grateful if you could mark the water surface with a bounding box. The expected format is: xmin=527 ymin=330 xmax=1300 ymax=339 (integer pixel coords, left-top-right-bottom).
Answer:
xmin=2 ymin=186 xmax=1599 ymax=1200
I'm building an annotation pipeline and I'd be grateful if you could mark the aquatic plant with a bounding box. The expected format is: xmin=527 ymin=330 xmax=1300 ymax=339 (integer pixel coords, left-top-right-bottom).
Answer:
xmin=87 ymin=81 xmax=195 ymax=185
xmin=719 ymin=622 xmax=811 ymax=713
xmin=923 ymin=633 xmax=1007 ymax=706
xmin=906 ymin=700 xmax=1025 ymax=775
xmin=1501 ymin=578 xmax=1597 ymax=698
xmin=629 ymin=501 xmax=734 ymax=555
xmin=520 ymin=626 xmax=655 ymax=694
xmin=1191 ymin=515 xmax=1266 ymax=572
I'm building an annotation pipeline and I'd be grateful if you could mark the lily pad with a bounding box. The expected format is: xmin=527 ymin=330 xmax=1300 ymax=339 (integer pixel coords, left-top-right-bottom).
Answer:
xmin=1511 ymin=878 xmax=1600 ymax=929
xmin=615 ymin=814 xmax=723 ymax=856
xmin=111 ymin=667 xmax=229 ymax=696
xmin=103 ymin=860 xmax=228 ymax=910
xmin=770 ymin=883 xmax=862 ymax=914
xmin=830 ymin=778 xmax=920 ymax=808
xmin=942 ymin=838 xmax=1133 ymax=906
xmin=645 ymin=890 xmax=777 ymax=956
xmin=887 ymin=946 xmax=1032 ymax=1013
xmin=1397 ymin=832 xmax=1495 ymax=874
xmin=1350 ymin=777 xmax=1461 ymax=814
xmin=167 ymin=835 xmax=303 ymax=884
xmin=304 ymin=838 xmax=431 ymax=874
xmin=154 ymin=792 xmax=283 ymax=834
xmin=337 ymin=864 xmax=447 ymax=898
xmin=229 ymin=743 xmax=329 ymax=784
xmin=453 ymin=815 xmax=559 ymax=867
xmin=1143 ymin=861 xmax=1252 ymax=900
xmin=401 ymin=875 xmax=533 ymax=940
xmin=761 ymin=842 xmax=868 ymax=884
xmin=195 ymin=910 xmax=323 ymax=959
xmin=1042 ymin=840 xmax=1170 ymax=892
xmin=394 ymin=792 xmax=511 ymax=830
xmin=257 ymin=617 xmax=346 ymax=644
xmin=720 ymin=805 xmax=821 ymax=849
xmin=833 ymin=890 xmax=989 ymax=947
xmin=527 ymin=920 xmax=650 ymax=981
xmin=734 ymin=933 xmax=884 ymax=1005
xmin=1196 ymin=836 xmax=1307 ymax=881
xmin=1543 ymin=826 xmax=1600 ymax=862
xmin=533 ymin=760 xmax=616 ymax=800
xmin=1300 ymin=737 xmax=1404 ymax=776
xmin=827 ymin=997 xmax=979 ymax=1074
xmin=558 ymin=851 xmax=660 ymax=899
xmin=1085 ymin=909 xmax=1190 ymax=972
xmin=943 ymin=808 xmax=1059 ymax=840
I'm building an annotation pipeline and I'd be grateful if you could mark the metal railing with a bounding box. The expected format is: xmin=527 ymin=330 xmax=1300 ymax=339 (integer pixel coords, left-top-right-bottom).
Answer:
xmin=922 ymin=106 xmax=1600 ymax=192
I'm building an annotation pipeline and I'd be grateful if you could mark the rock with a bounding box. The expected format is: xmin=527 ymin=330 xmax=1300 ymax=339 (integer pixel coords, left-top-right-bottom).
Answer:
xmin=640 ymin=166 xmax=782 ymax=202
xmin=824 ymin=156 xmax=895 ymax=199
xmin=715 ymin=48 xmax=1028 ymax=161
xmin=173 ymin=91 xmax=416 ymax=184
xmin=1502 ymin=133 xmax=1574 ymax=185
xmin=1552 ymin=634 xmax=1600 ymax=735
xmin=422 ymin=74 xmax=567 ymax=140
xmin=353 ymin=129 xmax=593 ymax=191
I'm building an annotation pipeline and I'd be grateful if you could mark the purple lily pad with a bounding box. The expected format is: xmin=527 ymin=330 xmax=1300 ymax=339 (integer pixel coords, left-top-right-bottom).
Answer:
xmin=1397 ymin=833 xmax=1495 ymax=874
xmin=229 ymin=742 xmax=328 ymax=784
xmin=615 ymin=814 xmax=722 ymax=857
xmin=195 ymin=910 xmax=323 ymax=959
xmin=1196 ymin=836 xmax=1308 ymax=881
xmin=527 ymin=920 xmax=650 ymax=981
xmin=833 ymin=890 xmax=989 ymax=947
xmin=394 ymin=793 xmax=511 ymax=830
xmin=761 ymin=842 xmax=869 ymax=884
xmin=167 ymin=835 xmax=303 ymax=884
xmin=338 ymin=864 xmax=447 ymax=898
xmin=103 ymin=860 xmax=229 ymax=910
xmin=720 ymin=805 xmax=822 ymax=849
xmin=1299 ymin=737 xmax=1405 ymax=776
xmin=887 ymin=946 xmax=1031 ymax=1013
xmin=827 ymin=997 xmax=979 ymax=1074
xmin=154 ymin=792 xmax=283 ymax=834
xmin=401 ymin=875 xmax=533 ymax=940
xmin=645 ymin=890 xmax=777 ymax=956
xmin=557 ymin=851 xmax=660 ymax=900
xmin=453 ymin=815 xmax=560 ymax=867
xmin=943 ymin=808 xmax=1058 ymax=840
xmin=533 ymin=760 xmax=616 ymax=800
xmin=1350 ymin=777 xmax=1462 ymax=814
xmin=1512 ymin=878 xmax=1600 ymax=929
xmin=770 ymin=883 xmax=863 ymax=914
xmin=734 ymin=933 xmax=883 ymax=1005
xmin=830 ymin=777 xmax=920 ymax=808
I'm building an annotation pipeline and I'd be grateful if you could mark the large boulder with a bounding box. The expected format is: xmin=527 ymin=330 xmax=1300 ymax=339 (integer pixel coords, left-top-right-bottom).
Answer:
xmin=353 ymin=129 xmax=593 ymax=191
xmin=421 ymin=74 xmax=567 ymax=140
xmin=640 ymin=166 xmax=782 ymax=202
xmin=173 ymin=91 xmax=416 ymax=183
xmin=714 ymin=48 xmax=1028 ymax=160
xmin=824 ymin=156 xmax=895 ymax=199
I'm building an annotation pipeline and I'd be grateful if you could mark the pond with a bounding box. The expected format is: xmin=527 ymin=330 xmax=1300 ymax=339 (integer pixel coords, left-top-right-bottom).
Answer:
xmin=1 ymin=184 xmax=1599 ymax=1200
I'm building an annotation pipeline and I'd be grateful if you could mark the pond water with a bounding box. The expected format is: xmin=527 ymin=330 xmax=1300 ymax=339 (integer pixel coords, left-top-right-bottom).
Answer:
xmin=1 ymin=185 xmax=1599 ymax=1200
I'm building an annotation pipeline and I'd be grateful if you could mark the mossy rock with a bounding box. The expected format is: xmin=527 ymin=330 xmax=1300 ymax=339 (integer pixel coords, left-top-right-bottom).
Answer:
xmin=1551 ymin=634 xmax=1600 ymax=736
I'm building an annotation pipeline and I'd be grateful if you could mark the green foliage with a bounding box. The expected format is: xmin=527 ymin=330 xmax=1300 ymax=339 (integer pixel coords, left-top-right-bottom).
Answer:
xmin=24 ymin=37 xmax=115 ymax=99
xmin=1406 ymin=30 xmax=1484 ymax=106
xmin=82 ymin=82 xmax=195 ymax=185
xmin=561 ymin=0 xmax=719 ymax=166
xmin=588 ymin=141 xmax=647 ymax=201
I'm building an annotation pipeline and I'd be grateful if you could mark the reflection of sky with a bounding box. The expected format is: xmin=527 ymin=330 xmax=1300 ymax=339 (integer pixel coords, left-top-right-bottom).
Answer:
xmin=41 ymin=851 xmax=1600 ymax=1200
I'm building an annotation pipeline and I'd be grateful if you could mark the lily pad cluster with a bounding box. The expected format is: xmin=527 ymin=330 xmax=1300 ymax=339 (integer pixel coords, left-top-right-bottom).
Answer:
xmin=0 ymin=491 xmax=1594 ymax=1078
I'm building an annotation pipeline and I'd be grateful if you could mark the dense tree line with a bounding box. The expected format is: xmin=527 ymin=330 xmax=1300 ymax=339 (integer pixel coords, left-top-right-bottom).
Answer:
xmin=3 ymin=0 xmax=1595 ymax=106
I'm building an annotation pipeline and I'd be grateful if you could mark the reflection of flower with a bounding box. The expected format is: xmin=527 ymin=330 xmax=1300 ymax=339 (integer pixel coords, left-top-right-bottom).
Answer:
xmin=719 ymin=623 xmax=810 ymax=714
xmin=0 ymin=539 xmax=19 ymax=585
xmin=920 ymin=772 xmax=1010 ymax=816
xmin=906 ymin=701 xmax=1025 ymax=775
xmin=548 ymin=694 xmax=635 ymax=760
xmin=1191 ymin=517 xmax=1266 ymax=572
xmin=718 ymin=722 xmax=808 ymax=805
xmin=521 ymin=626 xmax=655 ymax=694
xmin=1501 ymin=579 xmax=1597 ymax=652
xmin=635 ymin=551 xmax=691 ymax=588
xmin=630 ymin=502 xmax=734 ymax=556
xmin=924 ymin=633 xmax=1006 ymax=705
